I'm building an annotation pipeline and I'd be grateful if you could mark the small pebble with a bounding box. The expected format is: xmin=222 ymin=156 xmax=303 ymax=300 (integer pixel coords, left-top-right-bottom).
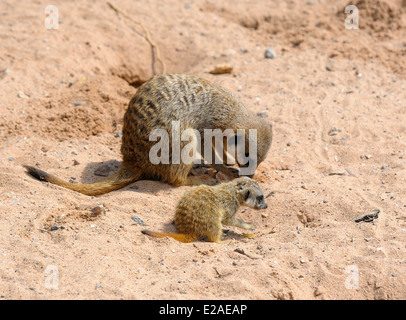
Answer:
xmin=264 ymin=48 xmax=276 ymax=59
xmin=50 ymin=225 xmax=60 ymax=231
xmin=0 ymin=68 xmax=10 ymax=78
xmin=9 ymin=157 xmax=14 ymax=161
xmin=209 ymin=63 xmax=233 ymax=74
xmin=68 ymin=79 xmax=75 ymax=88
xmin=115 ymin=130 xmax=123 ymax=138
xmin=256 ymin=110 xmax=268 ymax=118
xmin=323 ymin=200 xmax=328 ymax=203
xmin=91 ymin=205 xmax=106 ymax=215
xmin=73 ymin=100 xmax=86 ymax=106
xmin=328 ymin=127 xmax=339 ymax=136
xmin=131 ymin=215 xmax=144 ymax=226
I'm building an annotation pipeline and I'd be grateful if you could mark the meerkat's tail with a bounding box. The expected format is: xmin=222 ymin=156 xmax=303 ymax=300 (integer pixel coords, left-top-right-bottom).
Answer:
xmin=23 ymin=162 xmax=141 ymax=196
xmin=142 ymin=230 xmax=196 ymax=243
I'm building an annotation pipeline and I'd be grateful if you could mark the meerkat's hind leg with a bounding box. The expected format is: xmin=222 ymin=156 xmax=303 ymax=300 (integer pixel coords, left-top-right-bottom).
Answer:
xmin=206 ymin=223 xmax=226 ymax=243
xmin=208 ymin=233 xmax=225 ymax=243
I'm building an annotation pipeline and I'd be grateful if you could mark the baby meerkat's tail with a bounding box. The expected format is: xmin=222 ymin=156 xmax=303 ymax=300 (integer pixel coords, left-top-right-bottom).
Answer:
xmin=142 ymin=230 xmax=196 ymax=243
xmin=23 ymin=162 xmax=141 ymax=196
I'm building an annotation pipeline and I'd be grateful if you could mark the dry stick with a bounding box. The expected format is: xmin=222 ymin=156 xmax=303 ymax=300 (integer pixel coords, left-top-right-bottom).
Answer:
xmin=234 ymin=248 xmax=259 ymax=260
xmin=106 ymin=1 xmax=167 ymax=75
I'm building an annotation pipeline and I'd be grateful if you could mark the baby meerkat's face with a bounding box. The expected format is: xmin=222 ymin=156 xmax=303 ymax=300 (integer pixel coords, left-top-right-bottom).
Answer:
xmin=244 ymin=189 xmax=268 ymax=209
xmin=235 ymin=177 xmax=268 ymax=209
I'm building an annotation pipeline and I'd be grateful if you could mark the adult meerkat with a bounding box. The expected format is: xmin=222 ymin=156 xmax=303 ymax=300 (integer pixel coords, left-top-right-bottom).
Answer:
xmin=24 ymin=74 xmax=272 ymax=196
xmin=142 ymin=177 xmax=267 ymax=243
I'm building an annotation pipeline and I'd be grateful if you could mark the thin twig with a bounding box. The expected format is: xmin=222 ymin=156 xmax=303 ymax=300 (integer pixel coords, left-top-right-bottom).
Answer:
xmin=107 ymin=1 xmax=166 ymax=75
xmin=234 ymin=248 xmax=259 ymax=260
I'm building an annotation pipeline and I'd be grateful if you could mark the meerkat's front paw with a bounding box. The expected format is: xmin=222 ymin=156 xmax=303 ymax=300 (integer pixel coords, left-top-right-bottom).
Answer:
xmin=192 ymin=163 xmax=210 ymax=169
xmin=211 ymin=164 xmax=240 ymax=177
xmin=224 ymin=167 xmax=240 ymax=176
xmin=243 ymin=222 xmax=256 ymax=230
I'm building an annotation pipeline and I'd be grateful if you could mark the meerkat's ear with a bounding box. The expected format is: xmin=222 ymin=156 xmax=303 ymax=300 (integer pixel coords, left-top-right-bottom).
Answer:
xmin=236 ymin=181 xmax=244 ymax=190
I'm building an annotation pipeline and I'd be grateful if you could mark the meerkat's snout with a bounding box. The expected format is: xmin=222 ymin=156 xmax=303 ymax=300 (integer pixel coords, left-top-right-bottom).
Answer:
xmin=244 ymin=191 xmax=268 ymax=209
xmin=254 ymin=194 xmax=268 ymax=209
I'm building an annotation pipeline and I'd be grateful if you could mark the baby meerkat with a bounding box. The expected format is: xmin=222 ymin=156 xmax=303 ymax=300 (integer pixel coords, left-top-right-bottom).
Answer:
xmin=142 ymin=176 xmax=268 ymax=243
xmin=24 ymin=74 xmax=272 ymax=196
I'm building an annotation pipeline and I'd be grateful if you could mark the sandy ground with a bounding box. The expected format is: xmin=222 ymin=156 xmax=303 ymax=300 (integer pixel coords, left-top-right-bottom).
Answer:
xmin=1 ymin=0 xmax=406 ymax=300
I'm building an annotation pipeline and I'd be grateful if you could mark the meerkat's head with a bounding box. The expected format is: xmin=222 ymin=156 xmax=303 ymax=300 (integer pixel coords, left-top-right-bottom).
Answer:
xmin=233 ymin=177 xmax=268 ymax=209
xmin=225 ymin=118 xmax=272 ymax=177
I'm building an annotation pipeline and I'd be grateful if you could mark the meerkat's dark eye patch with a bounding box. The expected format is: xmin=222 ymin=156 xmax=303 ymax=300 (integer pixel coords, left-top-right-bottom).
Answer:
xmin=245 ymin=190 xmax=251 ymax=200
xmin=256 ymin=195 xmax=264 ymax=202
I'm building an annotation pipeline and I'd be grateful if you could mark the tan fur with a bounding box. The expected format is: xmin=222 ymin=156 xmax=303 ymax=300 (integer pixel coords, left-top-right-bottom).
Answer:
xmin=142 ymin=177 xmax=268 ymax=243
xmin=24 ymin=74 xmax=272 ymax=196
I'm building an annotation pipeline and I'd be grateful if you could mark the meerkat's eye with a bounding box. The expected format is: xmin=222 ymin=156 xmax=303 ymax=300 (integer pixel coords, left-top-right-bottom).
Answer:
xmin=245 ymin=190 xmax=251 ymax=200
xmin=256 ymin=195 xmax=264 ymax=202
